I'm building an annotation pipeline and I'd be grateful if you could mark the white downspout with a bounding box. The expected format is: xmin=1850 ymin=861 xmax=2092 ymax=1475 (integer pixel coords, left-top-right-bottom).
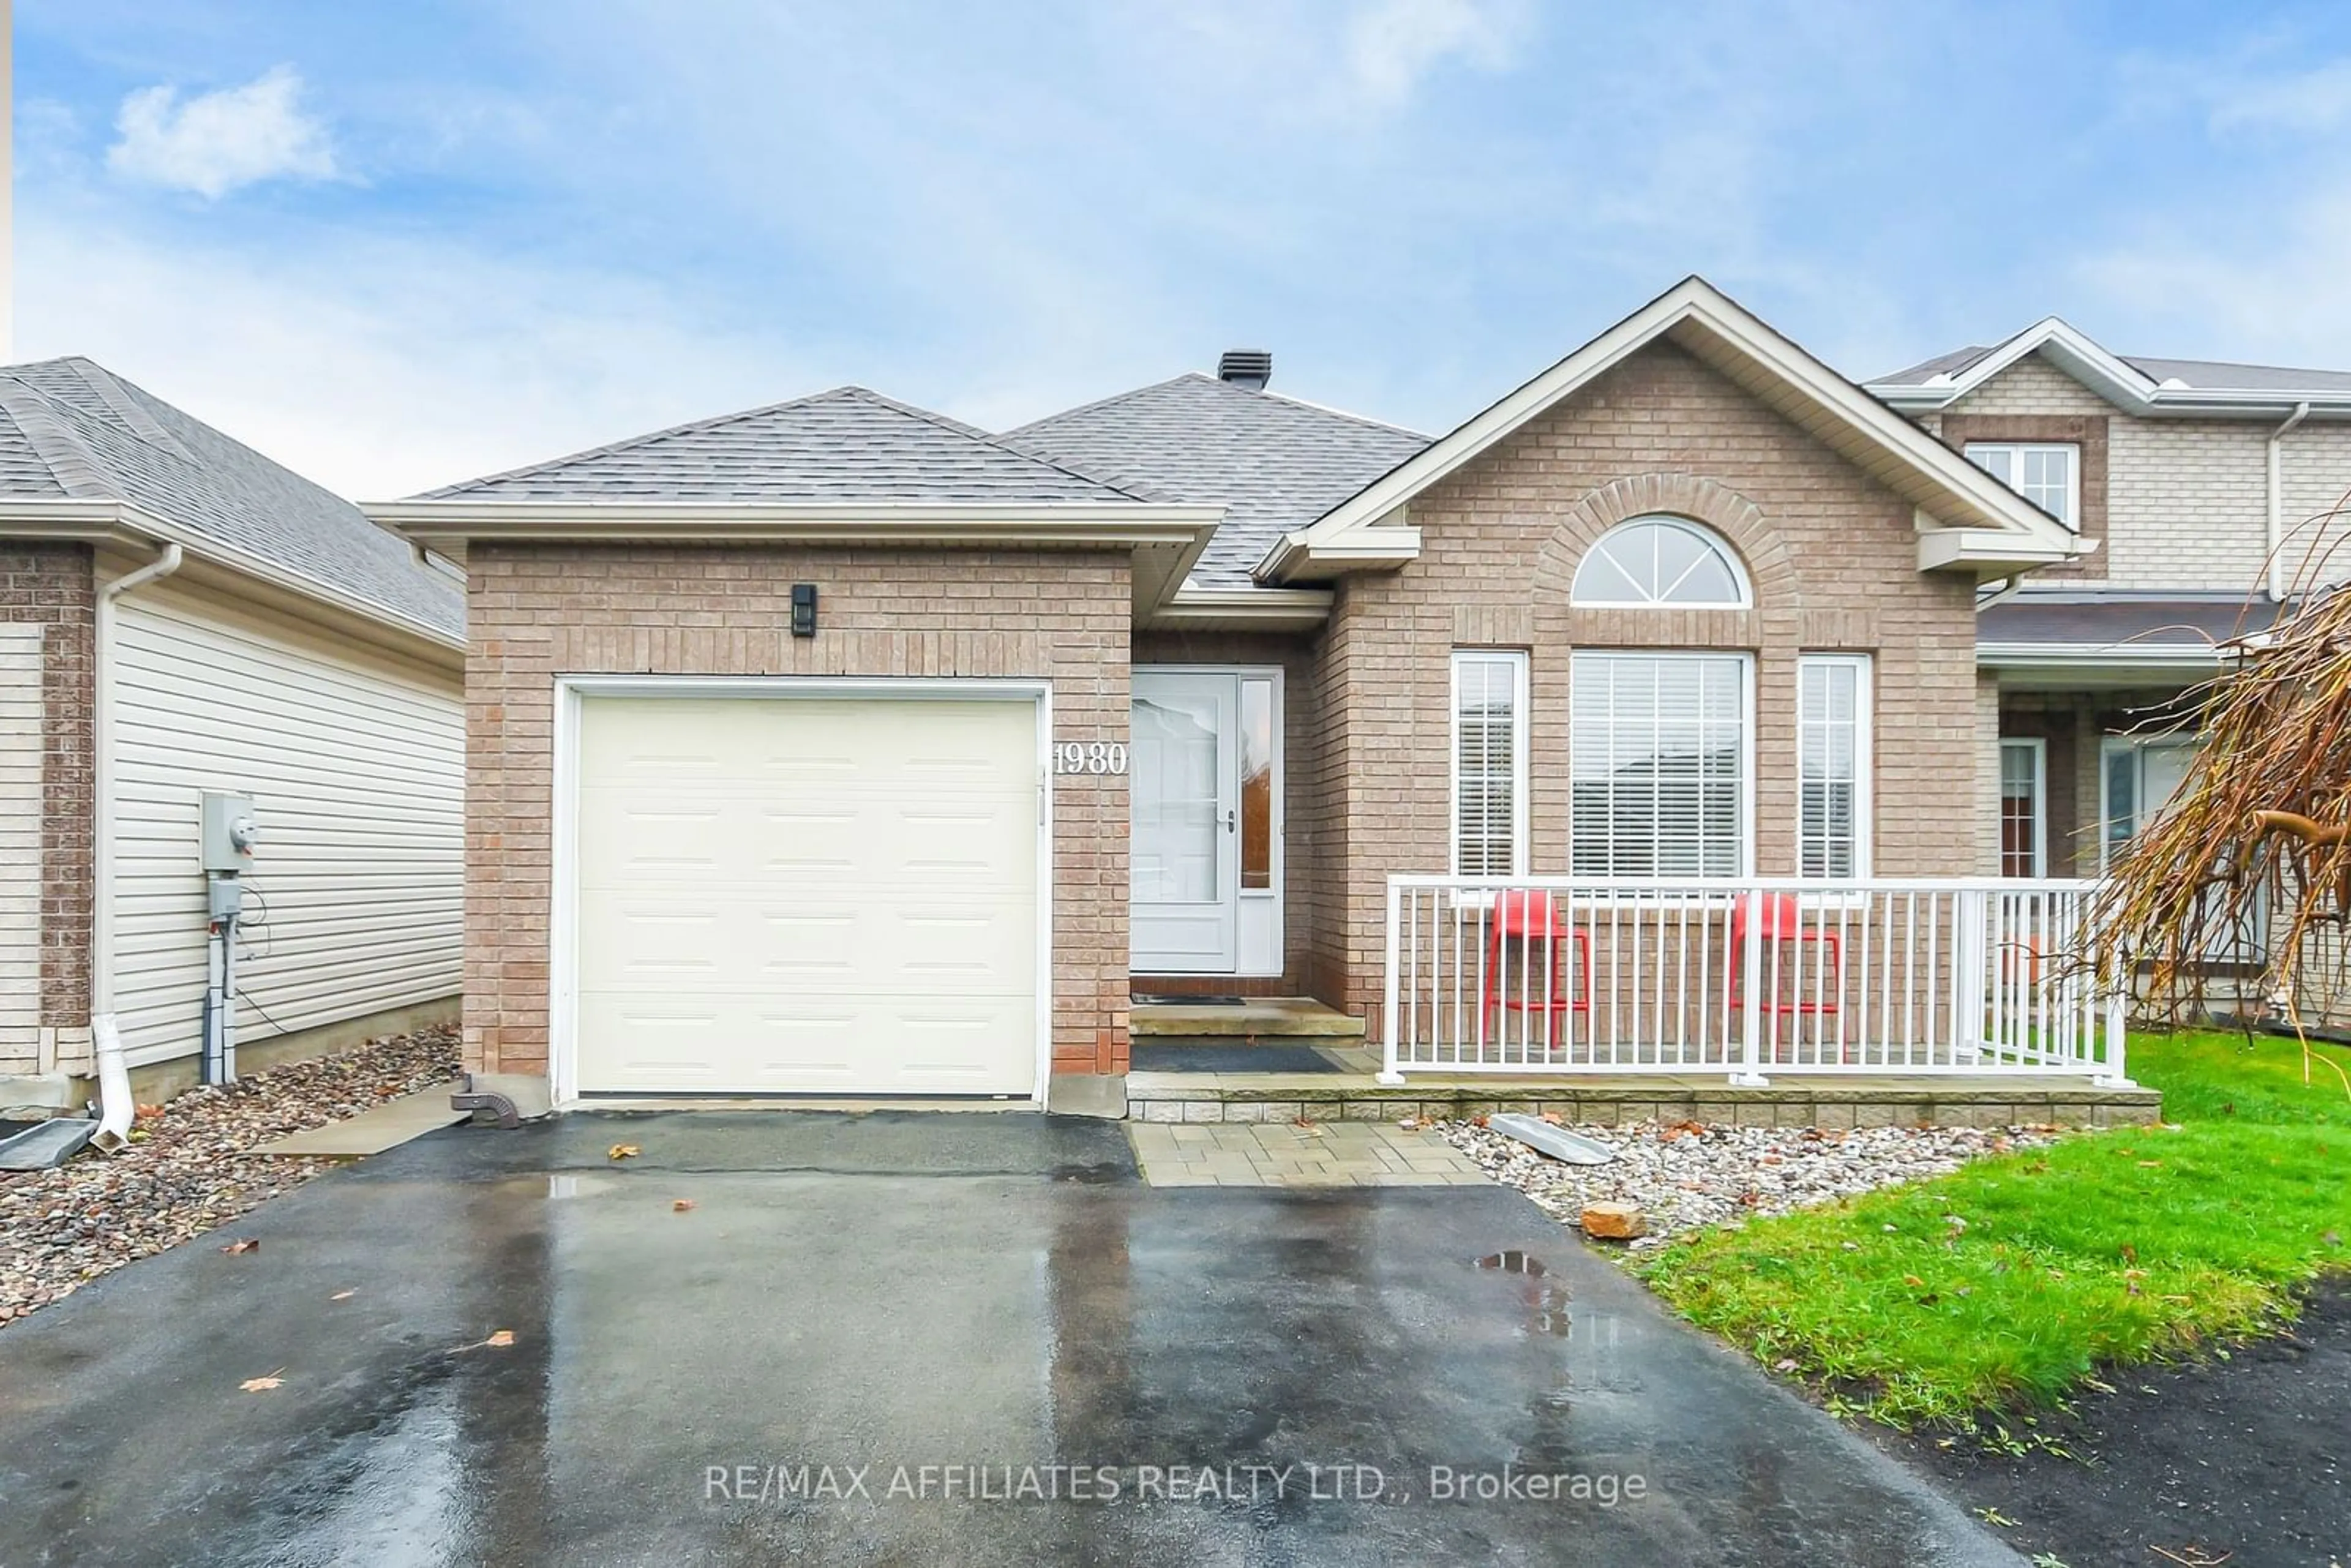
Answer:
xmin=88 ymin=541 xmax=181 ymax=1151
xmin=2267 ymin=401 xmax=2312 ymax=602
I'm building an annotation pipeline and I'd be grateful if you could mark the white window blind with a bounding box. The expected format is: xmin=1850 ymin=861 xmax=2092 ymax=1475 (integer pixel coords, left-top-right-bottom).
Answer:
xmin=1569 ymin=652 xmax=1747 ymax=876
xmin=1797 ymin=655 xmax=1871 ymax=877
xmin=1451 ymin=651 xmax=1526 ymax=876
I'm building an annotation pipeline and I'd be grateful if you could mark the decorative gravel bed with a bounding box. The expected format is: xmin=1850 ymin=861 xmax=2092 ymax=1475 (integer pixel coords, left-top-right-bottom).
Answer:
xmin=0 ymin=1024 xmax=459 ymax=1329
xmin=1436 ymin=1117 xmax=2058 ymax=1251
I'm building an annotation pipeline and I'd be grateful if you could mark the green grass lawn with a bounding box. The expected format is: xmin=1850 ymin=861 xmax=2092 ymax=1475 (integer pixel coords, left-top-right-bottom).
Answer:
xmin=1633 ymin=1030 xmax=2351 ymax=1428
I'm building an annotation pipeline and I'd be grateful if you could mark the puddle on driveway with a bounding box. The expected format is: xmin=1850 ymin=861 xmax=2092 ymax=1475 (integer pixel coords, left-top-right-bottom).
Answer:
xmin=1475 ymin=1251 xmax=1574 ymax=1339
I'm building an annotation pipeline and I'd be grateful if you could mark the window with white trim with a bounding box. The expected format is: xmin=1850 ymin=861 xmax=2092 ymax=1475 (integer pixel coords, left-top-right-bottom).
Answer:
xmin=1571 ymin=516 xmax=1750 ymax=607
xmin=1999 ymin=738 xmax=2045 ymax=878
xmin=1570 ymin=651 xmax=1750 ymax=876
xmin=1796 ymin=655 xmax=1871 ymax=878
xmin=1965 ymin=443 xmax=2078 ymax=530
xmin=1450 ymin=651 xmax=1528 ymax=876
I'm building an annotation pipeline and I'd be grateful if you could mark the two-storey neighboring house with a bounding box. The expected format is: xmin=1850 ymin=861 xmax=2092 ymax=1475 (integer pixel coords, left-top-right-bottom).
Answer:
xmin=1870 ymin=329 xmax=2351 ymax=1021
xmin=1869 ymin=329 xmax=2351 ymax=872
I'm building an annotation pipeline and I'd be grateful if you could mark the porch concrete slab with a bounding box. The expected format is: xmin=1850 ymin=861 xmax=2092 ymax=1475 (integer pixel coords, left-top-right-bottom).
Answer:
xmin=252 ymin=1089 xmax=471 ymax=1158
xmin=1130 ymin=1121 xmax=1490 ymax=1188
xmin=1130 ymin=996 xmax=1367 ymax=1038
xmin=0 ymin=1110 xmax=2017 ymax=1566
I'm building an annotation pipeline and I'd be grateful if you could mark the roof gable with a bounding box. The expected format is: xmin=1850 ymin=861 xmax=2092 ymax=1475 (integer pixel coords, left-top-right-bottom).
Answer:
xmin=1002 ymin=372 xmax=1428 ymax=589
xmin=1868 ymin=319 xmax=2351 ymax=415
xmin=422 ymin=385 xmax=1162 ymax=506
xmin=1263 ymin=277 xmax=2086 ymax=583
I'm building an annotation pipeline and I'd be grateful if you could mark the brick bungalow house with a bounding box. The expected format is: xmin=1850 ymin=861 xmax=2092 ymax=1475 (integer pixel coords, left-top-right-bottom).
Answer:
xmin=378 ymin=277 xmax=2154 ymax=1111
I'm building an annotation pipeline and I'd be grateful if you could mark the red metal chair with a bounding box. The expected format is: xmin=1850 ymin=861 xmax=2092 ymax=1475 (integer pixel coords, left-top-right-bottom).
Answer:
xmin=1482 ymin=891 xmax=1591 ymax=1046
xmin=1728 ymin=893 xmax=1842 ymax=1016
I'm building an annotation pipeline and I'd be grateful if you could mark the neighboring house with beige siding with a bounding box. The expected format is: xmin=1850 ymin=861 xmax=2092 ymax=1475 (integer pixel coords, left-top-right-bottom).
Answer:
xmin=1869 ymin=323 xmax=2351 ymax=1021
xmin=0 ymin=358 xmax=463 ymax=1105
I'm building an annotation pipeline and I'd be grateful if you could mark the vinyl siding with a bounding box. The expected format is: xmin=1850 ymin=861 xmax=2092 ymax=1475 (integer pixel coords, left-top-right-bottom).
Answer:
xmin=109 ymin=587 xmax=461 ymax=1068
xmin=0 ymin=625 xmax=42 ymax=1071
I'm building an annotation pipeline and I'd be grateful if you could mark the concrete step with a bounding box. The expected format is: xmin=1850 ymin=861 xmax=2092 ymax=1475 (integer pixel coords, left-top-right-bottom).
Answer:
xmin=1130 ymin=997 xmax=1365 ymax=1039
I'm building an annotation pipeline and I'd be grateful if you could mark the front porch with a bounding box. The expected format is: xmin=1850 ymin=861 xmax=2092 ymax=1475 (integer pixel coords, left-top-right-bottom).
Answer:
xmin=1120 ymin=874 xmax=2158 ymax=1127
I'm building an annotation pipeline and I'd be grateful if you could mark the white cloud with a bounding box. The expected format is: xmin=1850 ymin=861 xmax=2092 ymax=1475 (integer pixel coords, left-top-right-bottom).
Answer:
xmin=2207 ymin=58 xmax=2351 ymax=133
xmin=107 ymin=66 xmax=340 ymax=199
xmin=14 ymin=212 xmax=808 ymax=498
xmin=2072 ymin=179 xmax=2351 ymax=363
xmin=1343 ymin=0 xmax=1526 ymax=106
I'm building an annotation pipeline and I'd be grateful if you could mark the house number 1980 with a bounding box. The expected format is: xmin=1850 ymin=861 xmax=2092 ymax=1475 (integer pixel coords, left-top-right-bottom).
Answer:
xmin=1056 ymin=742 xmax=1128 ymax=775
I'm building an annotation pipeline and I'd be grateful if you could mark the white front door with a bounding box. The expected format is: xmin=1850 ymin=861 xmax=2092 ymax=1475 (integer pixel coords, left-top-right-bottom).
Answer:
xmin=1131 ymin=670 xmax=1240 ymax=972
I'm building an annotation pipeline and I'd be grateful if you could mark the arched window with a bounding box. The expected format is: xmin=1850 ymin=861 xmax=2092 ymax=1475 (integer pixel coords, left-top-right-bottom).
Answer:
xmin=1570 ymin=516 xmax=1749 ymax=607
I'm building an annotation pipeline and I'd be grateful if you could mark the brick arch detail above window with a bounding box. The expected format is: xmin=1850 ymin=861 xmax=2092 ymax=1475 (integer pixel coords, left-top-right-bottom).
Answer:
xmin=1531 ymin=472 xmax=1802 ymax=613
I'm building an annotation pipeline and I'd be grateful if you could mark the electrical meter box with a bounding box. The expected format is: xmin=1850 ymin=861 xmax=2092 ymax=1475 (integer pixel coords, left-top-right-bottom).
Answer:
xmin=200 ymin=792 xmax=259 ymax=872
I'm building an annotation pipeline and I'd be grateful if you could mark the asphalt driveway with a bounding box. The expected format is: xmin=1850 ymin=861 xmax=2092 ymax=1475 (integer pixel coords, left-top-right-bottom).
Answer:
xmin=0 ymin=1112 xmax=2017 ymax=1566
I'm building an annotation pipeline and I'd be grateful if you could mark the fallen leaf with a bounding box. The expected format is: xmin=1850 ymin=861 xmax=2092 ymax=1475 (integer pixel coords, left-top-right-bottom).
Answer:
xmin=240 ymin=1369 xmax=287 ymax=1393
xmin=1902 ymin=1274 xmax=1925 ymax=1288
xmin=1773 ymin=1357 xmax=1799 ymax=1373
xmin=608 ymin=1144 xmax=641 ymax=1161
xmin=1540 ymin=1112 xmax=1563 ymax=1125
xmin=671 ymin=1199 xmax=696 ymax=1212
xmin=2137 ymin=1160 xmax=2163 ymax=1169
xmin=485 ymin=1330 xmax=516 ymax=1348
xmin=133 ymin=1104 xmax=165 ymax=1120
xmin=329 ymin=1290 xmax=356 ymax=1302
xmin=220 ymin=1239 xmax=260 ymax=1255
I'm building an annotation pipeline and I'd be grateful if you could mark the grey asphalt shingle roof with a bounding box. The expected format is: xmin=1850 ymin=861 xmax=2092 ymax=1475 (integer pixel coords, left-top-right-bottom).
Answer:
xmin=419 ymin=385 xmax=1164 ymax=505
xmin=1001 ymin=372 xmax=1431 ymax=589
xmin=1875 ymin=343 xmax=2351 ymax=394
xmin=1978 ymin=591 xmax=2284 ymax=650
xmin=0 ymin=358 xmax=462 ymax=639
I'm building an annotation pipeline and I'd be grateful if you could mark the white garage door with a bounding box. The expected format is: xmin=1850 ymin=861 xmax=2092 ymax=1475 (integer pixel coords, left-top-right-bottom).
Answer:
xmin=573 ymin=694 xmax=1040 ymax=1097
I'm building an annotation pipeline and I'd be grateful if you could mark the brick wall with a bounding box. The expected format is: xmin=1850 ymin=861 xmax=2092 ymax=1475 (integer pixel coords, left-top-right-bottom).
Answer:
xmin=463 ymin=542 xmax=1133 ymax=1082
xmin=0 ymin=542 xmax=94 ymax=1064
xmin=1932 ymin=354 xmax=2351 ymax=593
xmin=1314 ymin=342 xmax=1985 ymax=1027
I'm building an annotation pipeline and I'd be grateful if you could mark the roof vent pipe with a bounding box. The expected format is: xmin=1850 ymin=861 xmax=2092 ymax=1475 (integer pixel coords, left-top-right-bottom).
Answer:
xmin=1217 ymin=350 xmax=1272 ymax=391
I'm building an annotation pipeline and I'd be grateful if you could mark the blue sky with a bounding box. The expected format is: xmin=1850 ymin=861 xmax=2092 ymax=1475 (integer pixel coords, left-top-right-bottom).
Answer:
xmin=16 ymin=1 xmax=2351 ymax=497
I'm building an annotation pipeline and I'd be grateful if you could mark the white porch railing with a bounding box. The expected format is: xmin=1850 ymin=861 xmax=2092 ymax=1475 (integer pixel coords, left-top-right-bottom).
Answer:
xmin=1378 ymin=876 xmax=2129 ymax=1085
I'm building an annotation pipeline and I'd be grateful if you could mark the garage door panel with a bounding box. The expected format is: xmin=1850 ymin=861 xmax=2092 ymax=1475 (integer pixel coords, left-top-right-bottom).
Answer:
xmin=579 ymin=897 xmax=1033 ymax=996
xmin=573 ymin=694 xmax=1040 ymax=1097
xmin=576 ymin=991 xmax=1035 ymax=1093
xmin=579 ymin=793 xmax=1031 ymax=891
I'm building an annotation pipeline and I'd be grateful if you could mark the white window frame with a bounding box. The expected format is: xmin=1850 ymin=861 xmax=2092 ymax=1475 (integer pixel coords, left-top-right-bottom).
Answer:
xmin=2098 ymin=735 xmax=2197 ymax=874
xmin=1796 ymin=653 xmax=1873 ymax=879
xmin=1998 ymin=737 xmax=2047 ymax=879
xmin=1567 ymin=649 xmax=1756 ymax=880
xmin=1570 ymin=516 xmax=1753 ymax=609
xmin=1963 ymin=441 xmax=2080 ymax=531
xmin=1450 ymin=649 xmax=1529 ymax=879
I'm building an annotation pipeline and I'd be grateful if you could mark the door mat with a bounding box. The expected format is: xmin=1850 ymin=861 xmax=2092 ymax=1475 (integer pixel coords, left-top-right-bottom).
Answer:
xmin=1132 ymin=994 xmax=1250 ymax=1008
xmin=1129 ymin=1043 xmax=1341 ymax=1075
